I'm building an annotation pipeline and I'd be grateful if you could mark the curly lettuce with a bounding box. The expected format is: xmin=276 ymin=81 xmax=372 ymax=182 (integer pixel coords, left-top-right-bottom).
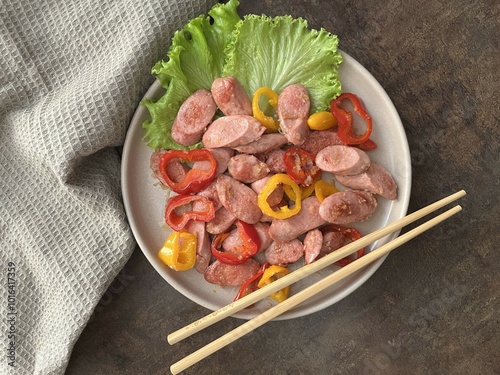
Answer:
xmin=223 ymin=15 xmax=342 ymax=113
xmin=142 ymin=0 xmax=343 ymax=151
xmin=141 ymin=0 xmax=241 ymax=151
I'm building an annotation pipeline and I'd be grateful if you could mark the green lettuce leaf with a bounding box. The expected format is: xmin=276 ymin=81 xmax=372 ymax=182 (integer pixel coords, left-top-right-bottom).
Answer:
xmin=141 ymin=2 xmax=343 ymax=151
xmin=223 ymin=15 xmax=342 ymax=113
xmin=141 ymin=0 xmax=241 ymax=151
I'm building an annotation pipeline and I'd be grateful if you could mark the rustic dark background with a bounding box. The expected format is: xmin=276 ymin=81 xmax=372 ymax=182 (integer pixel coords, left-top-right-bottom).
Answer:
xmin=67 ymin=0 xmax=499 ymax=374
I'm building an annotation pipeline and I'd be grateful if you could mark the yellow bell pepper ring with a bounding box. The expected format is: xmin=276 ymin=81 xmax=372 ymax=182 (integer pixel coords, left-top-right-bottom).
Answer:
xmin=158 ymin=230 xmax=197 ymax=271
xmin=307 ymin=111 xmax=338 ymax=130
xmin=257 ymin=265 xmax=291 ymax=303
xmin=258 ymin=173 xmax=302 ymax=219
xmin=314 ymin=179 xmax=339 ymax=202
xmin=252 ymin=87 xmax=280 ymax=131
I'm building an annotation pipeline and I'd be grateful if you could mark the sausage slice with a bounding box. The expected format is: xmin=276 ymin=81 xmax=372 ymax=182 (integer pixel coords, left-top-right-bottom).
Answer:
xmin=318 ymin=191 xmax=377 ymax=225
xmin=315 ymin=145 xmax=371 ymax=176
xmin=216 ymin=174 xmax=262 ymax=224
xmin=277 ymin=84 xmax=310 ymax=145
xmin=202 ymin=115 xmax=266 ymax=148
xmin=171 ymin=89 xmax=217 ymax=146
xmin=335 ymin=163 xmax=398 ymax=200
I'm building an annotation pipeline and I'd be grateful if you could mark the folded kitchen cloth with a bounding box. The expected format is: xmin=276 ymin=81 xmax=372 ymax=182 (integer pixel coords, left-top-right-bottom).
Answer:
xmin=0 ymin=0 xmax=216 ymax=373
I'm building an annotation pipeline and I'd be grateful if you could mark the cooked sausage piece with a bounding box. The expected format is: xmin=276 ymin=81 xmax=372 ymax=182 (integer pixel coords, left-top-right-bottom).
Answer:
xmin=202 ymin=115 xmax=266 ymax=148
xmin=221 ymin=222 xmax=271 ymax=254
xmin=228 ymin=154 xmax=270 ymax=183
xmin=197 ymin=180 xmax=222 ymax=210
xmin=206 ymin=206 xmax=236 ymax=235
xmin=171 ymin=89 xmax=217 ymax=146
xmin=303 ymin=229 xmax=323 ymax=264
xmin=315 ymin=145 xmax=371 ymax=176
xmin=233 ymin=133 xmax=288 ymax=154
xmin=268 ymin=196 xmax=326 ymax=243
xmin=319 ymin=191 xmax=377 ymax=225
xmin=335 ymin=163 xmax=398 ymax=200
xmin=277 ymin=84 xmax=310 ymax=145
xmin=265 ymin=239 xmax=304 ymax=265
xmin=298 ymin=129 xmax=344 ymax=155
xmin=192 ymin=148 xmax=234 ymax=177
xmin=216 ymin=174 xmax=262 ymax=224
xmin=204 ymin=258 xmax=261 ymax=286
xmin=319 ymin=231 xmax=351 ymax=259
xmin=186 ymin=220 xmax=211 ymax=274
xmin=211 ymin=77 xmax=252 ymax=116
xmin=261 ymin=149 xmax=286 ymax=174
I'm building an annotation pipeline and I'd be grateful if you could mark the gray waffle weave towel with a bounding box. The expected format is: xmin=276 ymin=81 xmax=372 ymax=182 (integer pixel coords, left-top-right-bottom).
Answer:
xmin=0 ymin=0 xmax=215 ymax=373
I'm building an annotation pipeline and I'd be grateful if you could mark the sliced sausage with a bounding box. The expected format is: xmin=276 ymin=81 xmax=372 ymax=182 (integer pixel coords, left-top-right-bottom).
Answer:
xmin=303 ymin=229 xmax=323 ymax=264
xmin=216 ymin=174 xmax=262 ymax=224
xmin=268 ymin=196 xmax=326 ymax=243
xmin=315 ymin=145 xmax=371 ymax=176
xmin=196 ymin=180 xmax=222 ymax=210
xmin=335 ymin=163 xmax=398 ymax=200
xmin=192 ymin=148 xmax=234 ymax=177
xmin=261 ymin=149 xmax=286 ymax=174
xmin=251 ymin=175 xmax=284 ymax=207
xmin=206 ymin=206 xmax=236 ymax=235
xmin=171 ymin=89 xmax=217 ymax=146
xmin=202 ymin=115 xmax=266 ymax=148
xmin=228 ymin=154 xmax=270 ymax=183
xmin=204 ymin=258 xmax=261 ymax=286
xmin=265 ymin=239 xmax=304 ymax=265
xmin=254 ymin=222 xmax=273 ymax=253
xmin=185 ymin=220 xmax=211 ymax=274
xmin=211 ymin=76 xmax=252 ymax=116
xmin=233 ymin=133 xmax=288 ymax=154
xmin=318 ymin=191 xmax=377 ymax=225
xmin=221 ymin=222 xmax=271 ymax=254
xmin=298 ymin=129 xmax=344 ymax=155
xmin=319 ymin=231 xmax=351 ymax=259
xmin=277 ymin=84 xmax=310 ymax=145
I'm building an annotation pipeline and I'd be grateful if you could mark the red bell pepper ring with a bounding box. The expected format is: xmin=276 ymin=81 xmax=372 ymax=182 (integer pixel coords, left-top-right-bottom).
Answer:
xmin=330 ymin=93 xmax=373 ymax=145
xmin=159 ymin=149 xmax=217 ymax=194
xmin=357 ymin=138 xmax=377 ymax=152
xmin=233 ymin=262 xmax=269 ymax=301
xmin=211 ymin=220 xmax=262 ymax=265
xmin=165 ymin=194 xmax=215 ymax=231
xmin=283 ymin=147 xmax=321 ymax=186
xmin=320 ymin=224 xmax=365 ymax=267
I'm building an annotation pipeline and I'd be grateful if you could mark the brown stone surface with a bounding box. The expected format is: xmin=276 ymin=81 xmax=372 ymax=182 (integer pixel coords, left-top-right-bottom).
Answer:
xmin=67 ymin=1 xmax=499 ymax=374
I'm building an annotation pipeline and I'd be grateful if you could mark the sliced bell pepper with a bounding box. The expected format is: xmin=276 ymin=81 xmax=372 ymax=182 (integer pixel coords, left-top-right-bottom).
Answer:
xmin=252 ymin=87 xmax=279 ymax=131
xmin=257 ymin=265 xmax=291 ymax=303
xmin=330 ymin=93 xmax=373 ymax=145
xmin=165 ymin=194 xmax=215 ymax=231
xmin=211 ymin=220 xmax=261 ymax=265
xmin=307 ymin=111 xmax=338 ymax=130
xmin=314 ymin=179 xmax=339 ymax=202
xmin=159 ymin=149 xmax=217 ymax=194
xmin=357 ymin=138 xmax=378 ymax=151
xmin=258 ymin=173 xmax=302 ymax=219
xmin=158 ymin=230 xmax=197 ymax=271
xmin=283 ymin=147 xmax=321 ymax=187
xmin=234 ymin=262 xmax=269 ymax=301
xmin=283 ymin=172 xmax=321 ymax=201
xmin=320 ymin=224 xmax=365 ymax=267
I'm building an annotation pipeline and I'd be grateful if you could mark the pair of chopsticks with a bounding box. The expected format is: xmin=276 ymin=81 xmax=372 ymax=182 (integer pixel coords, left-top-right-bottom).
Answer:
xmin=169 ymin=190 xmax=466 ymax=374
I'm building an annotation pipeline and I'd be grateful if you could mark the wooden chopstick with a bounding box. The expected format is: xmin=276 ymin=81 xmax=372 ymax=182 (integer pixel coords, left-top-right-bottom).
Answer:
xmin=168 ymin=190 xmax=466 ymax=345
xmin=170 ymin=203 xmax=463 ymax=374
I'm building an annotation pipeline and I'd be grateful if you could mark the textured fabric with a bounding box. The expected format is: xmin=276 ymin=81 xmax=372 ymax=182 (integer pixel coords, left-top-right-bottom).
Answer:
xmin=0 ymin=0 xmax=216 ymax=373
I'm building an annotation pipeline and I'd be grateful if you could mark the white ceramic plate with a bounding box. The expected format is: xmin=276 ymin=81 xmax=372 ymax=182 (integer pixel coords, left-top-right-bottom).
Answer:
xmin=121 ymin=51 xmax=412 ymax=320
